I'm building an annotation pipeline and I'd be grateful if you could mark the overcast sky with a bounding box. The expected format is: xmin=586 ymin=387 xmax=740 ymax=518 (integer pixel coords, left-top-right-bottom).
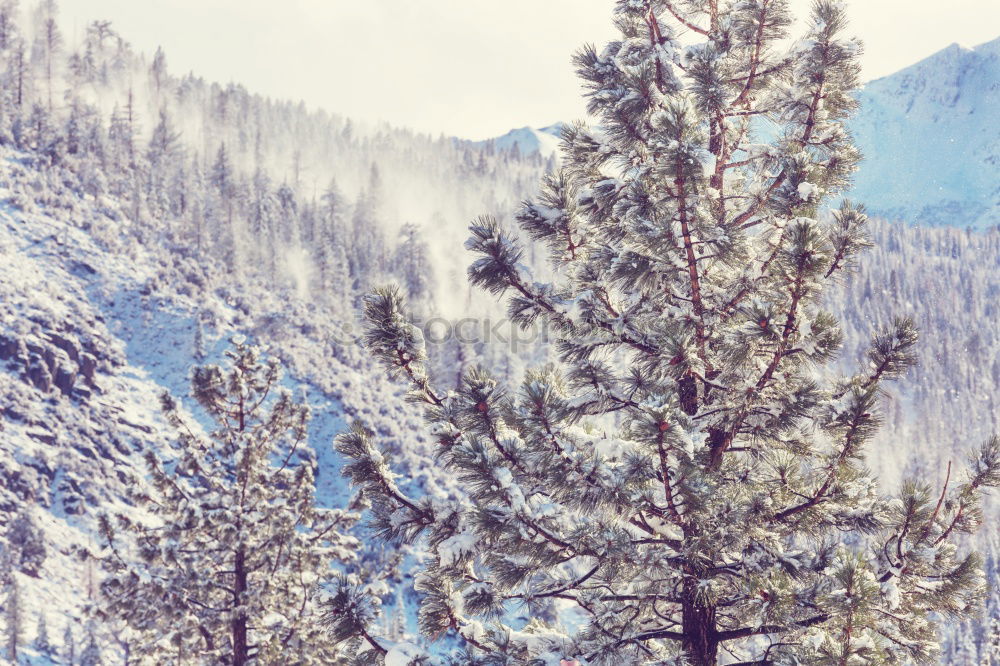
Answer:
xmin=60 ymin=1 xmax=1000 ymax=140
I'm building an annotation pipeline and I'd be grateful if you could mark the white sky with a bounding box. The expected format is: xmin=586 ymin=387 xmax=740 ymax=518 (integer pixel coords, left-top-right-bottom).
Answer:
xmin=60 ymin=0 xmax=1000 ymax=140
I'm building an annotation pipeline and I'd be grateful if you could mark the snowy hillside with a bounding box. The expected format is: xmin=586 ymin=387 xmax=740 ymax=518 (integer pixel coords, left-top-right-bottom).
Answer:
xmin=852 ymin=37 xmax=1000 ymax=229
xmin=1 ymin=0 xmax=999 ymax=662
xmin=0 ymin=2 xmax=547 ymax=658
xmin=0 ymin=143 xmax=456 ymax=661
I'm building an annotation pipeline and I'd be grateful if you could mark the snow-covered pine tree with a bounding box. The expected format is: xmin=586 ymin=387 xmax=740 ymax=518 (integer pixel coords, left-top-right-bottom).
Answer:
xmin=349 ymin=164 xmax=389 ymax=294
xmin=314 ymin=177 xmax=352 ymax=308
xmin=983 ymin=615 xmax=1000 ymax=666
xmin=5 ymin=508 xmax=46 ymax=577
xmin=32 ymin=0 xmax=61 ymax=113
xmin=249 ymin=167 xmax=281 ymax=279
xmin=208 ymin=142 xmax=239 ymax=268
xmin=78 ymin=625 xmax=101 ymax=666
xmin=97 ymin=338 xmax=361 ymax=665
xmin=337 ymin=1 xmax=1000 ymax=664
xmin=107 ymin=101 xmax=134 ymax=175
xmin=953 ymin=621 xmax=981 ymax=665
xmin=63 ymin=622 xmax=75 ymax=665
xmin=33 ymin=612 xmax=51 ymax=657
xmin=146 ymin=108 xmax=183 ymax=220
xmin=5 ymin=572 xmax=20 ymax=662
xmin=392 ymin=222 xmax=436 ymax=315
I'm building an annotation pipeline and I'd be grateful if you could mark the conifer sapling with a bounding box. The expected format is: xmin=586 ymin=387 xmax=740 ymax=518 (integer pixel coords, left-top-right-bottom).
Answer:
xmin=5 ymin=573 xmax=20 ymax=662
xmin=6 ymin=508 xmax=46 ymax=578
xmin=98 ymin=338 xmax=360 ymax=664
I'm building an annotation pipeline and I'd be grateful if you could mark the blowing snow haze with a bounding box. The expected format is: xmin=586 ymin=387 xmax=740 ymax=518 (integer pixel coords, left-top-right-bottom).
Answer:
xmin=1 ymin=0 xmax=1000 ymax=664
xmin=57 ymin=0 xmax=1000 ymax=139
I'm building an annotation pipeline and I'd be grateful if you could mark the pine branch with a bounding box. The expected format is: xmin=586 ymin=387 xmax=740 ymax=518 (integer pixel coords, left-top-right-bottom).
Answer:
xmin=729 ymin=0 xmax=772 ymax=109
xmin=662 ymin=1 xmax=709 ymax=35
xmin=715 ymin=613 xmax=830 ymax=641
xmin=753 ymin=244 xmax=810 ymax=390
xmin=771 ymin=390 xmax=874 ymax=522
xmin=656 ymin=430 xmax=686 ymax=526
xmin=733 ymin=171 xmax=787 ymax=229
xmin=359 ymin=625 xmax=387 ymax=656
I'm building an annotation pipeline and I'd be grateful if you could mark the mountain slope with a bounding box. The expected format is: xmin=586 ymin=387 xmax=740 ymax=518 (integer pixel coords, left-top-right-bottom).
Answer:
xmin=851 ymin=37 xmax=1000 ymax=229
xmin=2 ymin=3 xmax=999 ymax=662
xmin=0 ymin=142 xmax=452 ymax=660
xmin=473 ymin=123 xmax=565 ymax=158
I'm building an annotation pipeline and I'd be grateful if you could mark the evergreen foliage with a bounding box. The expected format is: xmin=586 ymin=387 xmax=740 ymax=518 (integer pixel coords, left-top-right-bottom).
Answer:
xmin=78 ymin=625 xmax=101 ymax=666
xmin=340 ymin=1 xmax=1000 ymax=664
xmin=4 ymin=572 xmax=20 ymax=662
xmin=97 ymin=338 xmax=361 ymax=664
xmin=63 ymin=622 xmax=75 ymax=665
xmin=6 ymin=508 xmax=46 ymax=577
xmin=32 ymin=612 xmax=51 ymax=656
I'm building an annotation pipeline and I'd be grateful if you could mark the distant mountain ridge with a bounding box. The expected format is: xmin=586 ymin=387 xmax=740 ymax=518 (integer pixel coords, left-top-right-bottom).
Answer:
xmin=486 ymin=37 xmax=1000 ymax=229
xmin=473 ymin=123 xmax=564 ymax=158
xmin=851 ymin=37 xmax=1000 ymax=229
xmin=2 ymin=3 xmax=999 ymax=660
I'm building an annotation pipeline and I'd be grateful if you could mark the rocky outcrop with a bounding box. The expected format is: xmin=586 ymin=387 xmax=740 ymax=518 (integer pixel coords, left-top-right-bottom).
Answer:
xmin=53 ymin=366 xmax=76 ymax=395
xmin=0 ymin=334 xmax=18 ymax=360
xmin=46 ymin=332 xmax=80 ymax=363
xmin=2 ymin=330 xmax=102 ymax=399
xmin=26 ymin=362 xmax=52 ymax=392
xmin=79 ymin=353 xmax=97 ymax=385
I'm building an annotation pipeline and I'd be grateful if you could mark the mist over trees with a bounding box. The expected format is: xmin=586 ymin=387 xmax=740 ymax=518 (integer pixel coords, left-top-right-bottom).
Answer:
xmin=0 ymin=0 xmax=998 ymax=664
xmin=0 ymin=0 xmax=550 ymax=324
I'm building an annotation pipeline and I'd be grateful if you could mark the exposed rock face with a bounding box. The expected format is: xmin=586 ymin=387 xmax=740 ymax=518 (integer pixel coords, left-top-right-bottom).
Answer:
xmin=26 ymin=361 xmax=52 ymax=392
xmin=0 ymin=334 xmax=17 ymax=360
xmin=54 ymin=366 xmax=76 ymax=395
xmin=26 ymin=429 xmax=56 ymax=445
xmin=47 ymin=332 xmax=81 ymax=363
xmin=2 ymin=331 xmax=99 ymax=398
xmin=42 ymin=345 xmax=56 ymax=374
xmin=79 ymin=353 xmax=97 ymax=386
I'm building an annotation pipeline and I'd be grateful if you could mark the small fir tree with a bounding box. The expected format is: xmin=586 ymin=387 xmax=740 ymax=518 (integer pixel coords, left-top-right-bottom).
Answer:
xmin=6 ymin=508 xmax=46 ymax=577
xmin=78 ymin=625 xmax=101 ymax=666
xmin=32 ymin=613 xmax=51 ymax=657
xmin=98 ymin=338 xmax=361 ymax=665
xmin=337 ymin=1 xmax=1000 ymax=664
xmin=63 ymin=622 xmax=75 ymax=665
xmin=4 ymin=573 xmax=20 ymax=662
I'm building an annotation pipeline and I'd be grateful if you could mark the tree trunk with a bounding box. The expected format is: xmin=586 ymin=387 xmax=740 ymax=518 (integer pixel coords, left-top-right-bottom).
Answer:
xmin=232 ymin=547 xmax=248 ymax=666
xmin=682 ymin=579 xmax=719 ymax=666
